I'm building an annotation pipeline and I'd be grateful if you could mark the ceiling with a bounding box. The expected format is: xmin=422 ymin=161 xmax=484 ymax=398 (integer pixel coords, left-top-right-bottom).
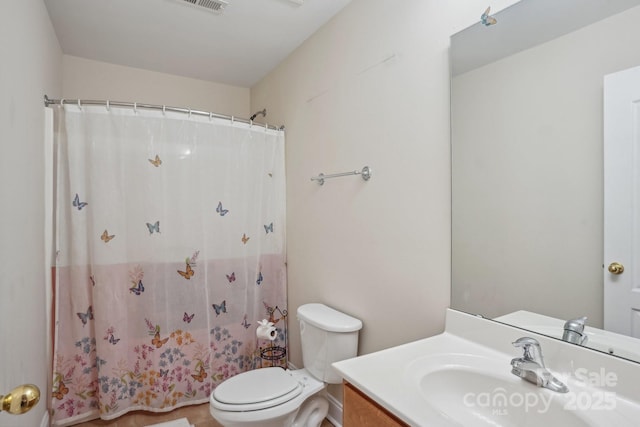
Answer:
xmin=44 ymin=0 xmax=352 ymax=88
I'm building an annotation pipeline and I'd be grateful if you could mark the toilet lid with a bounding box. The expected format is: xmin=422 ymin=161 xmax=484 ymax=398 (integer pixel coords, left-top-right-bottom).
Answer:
xmin=213 ymin=367 xmax=301 ymax=406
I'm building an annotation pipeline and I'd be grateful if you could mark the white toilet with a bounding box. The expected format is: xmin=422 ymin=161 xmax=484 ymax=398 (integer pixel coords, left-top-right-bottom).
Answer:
xmin=209 ymin=303 xmax=363 ymax=427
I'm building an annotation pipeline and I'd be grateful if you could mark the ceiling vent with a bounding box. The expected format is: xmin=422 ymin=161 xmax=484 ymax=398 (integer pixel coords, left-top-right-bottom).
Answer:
xmin=174 ymin=0 xmax=229 ymax=14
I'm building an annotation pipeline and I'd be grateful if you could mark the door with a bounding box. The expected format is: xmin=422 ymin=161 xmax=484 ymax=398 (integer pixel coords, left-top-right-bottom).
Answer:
xmin=0 ymin=109 xmax=53 ymax=427
xmin=604 ymin=65 xmax=640 ymax=337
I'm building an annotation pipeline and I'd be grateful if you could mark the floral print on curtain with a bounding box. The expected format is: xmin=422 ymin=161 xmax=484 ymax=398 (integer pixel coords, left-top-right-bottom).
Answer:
xmin=51 ymin=105 xmax=287 ymax=425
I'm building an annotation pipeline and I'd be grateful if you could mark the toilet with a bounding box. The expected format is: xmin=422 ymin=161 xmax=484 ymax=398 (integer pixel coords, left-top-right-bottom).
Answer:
xmin=209 ymin=303 xmax=363 ymax=427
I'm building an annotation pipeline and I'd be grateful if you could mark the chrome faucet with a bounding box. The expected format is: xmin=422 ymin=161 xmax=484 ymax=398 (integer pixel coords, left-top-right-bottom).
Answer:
xmin=511 ymin=337 xmax=569 ymax=393
xmin=562 ymin=316 xmax=588 ymax=346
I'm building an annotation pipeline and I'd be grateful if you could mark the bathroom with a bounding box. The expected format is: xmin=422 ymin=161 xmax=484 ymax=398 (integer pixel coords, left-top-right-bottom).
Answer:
xmin=3 ymin=0 xmax=640 ymax=426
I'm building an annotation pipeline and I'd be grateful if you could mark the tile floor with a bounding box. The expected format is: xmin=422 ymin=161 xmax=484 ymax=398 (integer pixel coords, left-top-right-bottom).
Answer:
xmin=74 ymin=403 xmax=335 ymax=427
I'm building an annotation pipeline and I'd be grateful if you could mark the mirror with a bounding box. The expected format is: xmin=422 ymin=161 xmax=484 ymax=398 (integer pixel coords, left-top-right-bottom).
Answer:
xmin=451 ymin=0 xmax=640 ymax=362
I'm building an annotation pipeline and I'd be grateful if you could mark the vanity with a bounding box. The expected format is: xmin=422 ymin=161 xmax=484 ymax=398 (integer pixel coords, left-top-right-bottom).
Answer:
xmin=342 ymin=383 xmax=406 ymax=427
xmin=333 ymin=309 xmax=640 ymax=426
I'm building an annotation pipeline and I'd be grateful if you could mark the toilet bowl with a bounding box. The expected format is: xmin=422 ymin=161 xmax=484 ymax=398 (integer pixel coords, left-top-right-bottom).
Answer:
xmin=209 ymin=368 xmax=327 ymax=427
xmin=209 ymin=303 xmax=362 ymax=427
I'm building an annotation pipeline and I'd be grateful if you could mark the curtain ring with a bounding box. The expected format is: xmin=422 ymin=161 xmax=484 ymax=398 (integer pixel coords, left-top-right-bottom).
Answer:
xmin=188 ymin=109 xmax=192 ymax=119
xmin=77 ymin=99 xmax=82 ymax=110
xmin=231 ymin=116 xmax=234 ymax=125
xmin=134 ymin=102 xmax=137 ymax=114
xmin=209 ymin=112 xmax=212 ymax=121
xmin=106 ymin=100 xmax=110 ymax=111
xmin=60 ymin=98 xmax=65 ymax=108
xmin=162 ymin=105 xmax=166 ymax=115
xmin=265 ymin=123 xmax=268 ymax=131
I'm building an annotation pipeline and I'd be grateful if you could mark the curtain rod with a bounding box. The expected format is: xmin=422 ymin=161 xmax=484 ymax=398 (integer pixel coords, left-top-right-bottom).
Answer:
xmin=43 ymin=95 xmax=284 ymax=131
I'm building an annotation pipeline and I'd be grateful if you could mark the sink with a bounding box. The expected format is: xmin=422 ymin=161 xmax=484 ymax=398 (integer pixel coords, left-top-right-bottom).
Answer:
xmin=405 ymin=354 xmax=590 ymax=426
xmin=333 ymin=309 xmax=640 ymax=427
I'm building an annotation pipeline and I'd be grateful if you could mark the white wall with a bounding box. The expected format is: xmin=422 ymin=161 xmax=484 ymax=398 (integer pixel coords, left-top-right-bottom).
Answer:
xmin=250 ymin=0 xmax=516 ymax=378
xmin=0 ymin=1 xmax=62 ymax=426
xmin=62 ymin=55 xmax=250 ymax=118
xmin=452 ymin=5 xmax=640 ymax=326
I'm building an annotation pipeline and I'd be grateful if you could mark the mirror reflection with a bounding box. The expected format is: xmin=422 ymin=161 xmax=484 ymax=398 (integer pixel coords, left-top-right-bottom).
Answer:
xmin=451 ymin=0 xmax=640 ymax=362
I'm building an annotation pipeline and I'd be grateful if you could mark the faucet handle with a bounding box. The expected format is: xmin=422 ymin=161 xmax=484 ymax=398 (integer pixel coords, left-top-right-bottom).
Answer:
xmin=512 ymin=337 xmax=545 ymax=366
xmin=564 ymin=316 xmax=587 ymax=333
xmin=563 ymin=316 xmax=588 ymax=345
xmin=512 ymin=337 xmax=541 ymax=349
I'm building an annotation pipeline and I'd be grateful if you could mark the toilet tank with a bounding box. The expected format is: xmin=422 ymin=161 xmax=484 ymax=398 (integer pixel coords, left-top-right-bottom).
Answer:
xmin=297 ymin=303 xmax=362 ymax=384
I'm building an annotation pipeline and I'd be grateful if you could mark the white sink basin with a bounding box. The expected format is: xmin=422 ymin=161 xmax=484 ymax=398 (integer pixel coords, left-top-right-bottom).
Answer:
xmin=406 ymin=354 xmax=589 ymax=426
xmin=333 ymin=309 xmax=640 ymax=427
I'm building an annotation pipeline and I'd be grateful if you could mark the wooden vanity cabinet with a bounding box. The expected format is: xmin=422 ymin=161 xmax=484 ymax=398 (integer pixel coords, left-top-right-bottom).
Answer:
xmin=343 ymin=382 xmax=408 ymax=427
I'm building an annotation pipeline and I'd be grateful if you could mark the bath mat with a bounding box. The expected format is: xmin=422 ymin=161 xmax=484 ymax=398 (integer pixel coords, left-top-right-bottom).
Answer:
xmin=144 ymin=418 xmax=193 ymax=427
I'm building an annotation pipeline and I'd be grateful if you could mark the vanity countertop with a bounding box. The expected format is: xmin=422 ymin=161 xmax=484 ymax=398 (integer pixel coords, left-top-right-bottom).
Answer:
xmin=333 ymin=331 xmax=508 ymax=426
xmin=333 ymin=309 xmax=640 ymax=427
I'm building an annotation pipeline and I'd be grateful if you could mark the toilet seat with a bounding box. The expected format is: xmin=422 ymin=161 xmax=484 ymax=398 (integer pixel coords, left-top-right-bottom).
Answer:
xmin=211 ymin=367 xmax=303 ymax=412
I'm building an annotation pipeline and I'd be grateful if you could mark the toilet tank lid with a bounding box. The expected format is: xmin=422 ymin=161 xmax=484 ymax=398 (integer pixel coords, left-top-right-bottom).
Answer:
xmin=297 ymin=303 xmax=363 ymax=333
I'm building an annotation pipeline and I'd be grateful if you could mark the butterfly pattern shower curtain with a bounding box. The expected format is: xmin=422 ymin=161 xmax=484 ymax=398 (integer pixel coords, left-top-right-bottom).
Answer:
xmin=50 ymin=104 xmax=287 ymax=425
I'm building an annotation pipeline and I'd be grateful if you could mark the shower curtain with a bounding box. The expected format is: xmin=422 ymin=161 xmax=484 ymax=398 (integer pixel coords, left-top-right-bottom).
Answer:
xmin=50 ymin=104 xmax=287 ymax=425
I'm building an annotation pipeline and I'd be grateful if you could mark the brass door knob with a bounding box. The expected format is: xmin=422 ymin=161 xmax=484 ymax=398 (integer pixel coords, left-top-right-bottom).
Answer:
xmin=0 ymin=384 xmax=40 ymax=415
xmin=608 ymin=262 xmax=624 ymax=275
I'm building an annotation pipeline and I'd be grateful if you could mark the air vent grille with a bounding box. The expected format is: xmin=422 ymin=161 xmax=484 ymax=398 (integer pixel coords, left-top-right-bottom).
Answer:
xmin=175 ymin=0 xmax=228 ymax=14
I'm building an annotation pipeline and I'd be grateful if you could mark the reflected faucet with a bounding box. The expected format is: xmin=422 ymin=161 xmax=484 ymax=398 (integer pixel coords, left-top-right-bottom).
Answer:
xmin=562 ymin=316 xmax=588 ymax=346
xmin=511 ymin=337 xmax=569 ymax=393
